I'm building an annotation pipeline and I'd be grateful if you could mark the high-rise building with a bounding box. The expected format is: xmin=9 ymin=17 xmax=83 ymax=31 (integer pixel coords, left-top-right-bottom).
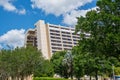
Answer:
xmin=25 ymin=20 xmax=80 ymax=59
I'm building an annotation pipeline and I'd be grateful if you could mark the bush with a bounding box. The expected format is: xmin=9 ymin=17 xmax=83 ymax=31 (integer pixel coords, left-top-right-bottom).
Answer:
xmin=115 ymin=67 xmax=120 ymax=75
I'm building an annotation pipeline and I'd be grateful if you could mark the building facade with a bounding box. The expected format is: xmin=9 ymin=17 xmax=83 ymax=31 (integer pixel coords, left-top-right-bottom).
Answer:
xmin=25 ymin=20 xmax=80 ymax=59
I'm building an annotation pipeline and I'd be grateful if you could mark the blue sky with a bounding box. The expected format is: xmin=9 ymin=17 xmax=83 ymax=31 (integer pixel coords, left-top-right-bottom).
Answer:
xmin=0 ymin=0 xmax=97 ymax=49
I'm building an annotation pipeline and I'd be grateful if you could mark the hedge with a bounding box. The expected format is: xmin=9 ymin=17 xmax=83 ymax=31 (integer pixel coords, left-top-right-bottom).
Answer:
xmin=33 ymin=77 xmax=69 ymax=80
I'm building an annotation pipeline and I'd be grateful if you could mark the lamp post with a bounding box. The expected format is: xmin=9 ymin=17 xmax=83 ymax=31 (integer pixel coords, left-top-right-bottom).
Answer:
xmin=112 ymin=64 xmax=115 ymax=80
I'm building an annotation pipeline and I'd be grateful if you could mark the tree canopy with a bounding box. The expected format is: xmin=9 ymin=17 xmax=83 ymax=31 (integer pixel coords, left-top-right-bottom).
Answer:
xmin=75 ymin=0 xmax=120 ymax=59
xmin=73 ymin=0 xmax=120 ymax=79
xmin=0 ymin=46 xmax=44 ymax=80
xmin=50 ymin=51 xmax=69 ymax=78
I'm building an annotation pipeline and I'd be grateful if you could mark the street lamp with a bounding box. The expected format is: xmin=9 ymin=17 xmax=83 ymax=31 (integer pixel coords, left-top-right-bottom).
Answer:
xmin=112 ymin=64 xmax=115 ymax=80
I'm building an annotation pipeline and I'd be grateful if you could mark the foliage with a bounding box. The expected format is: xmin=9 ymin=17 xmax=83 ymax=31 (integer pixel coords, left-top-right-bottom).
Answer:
xmin=50 ymin=51 xmax=68 ymax=78
xmin=62 ymin=51 xmax=73 ymax=79
xmin=72 ymin=46 xmax=84 ymax=79
xmin=115 ymin=67 xmax=120 ymax=75
xmin=75 ymin=0 xmax=120 ymax=60
xmin=0 ymin=46 xmax=43 ymax=80
xmin=72 ymin=46 xmax=113 ymax=80
xmin=34 ymin=60 xmax=54 ymax=77
xmin=74 ymin=0 xmax=120 ymax=79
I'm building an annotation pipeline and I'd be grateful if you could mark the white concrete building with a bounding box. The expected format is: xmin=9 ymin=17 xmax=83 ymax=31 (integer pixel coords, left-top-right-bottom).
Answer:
xmin=25 ymin=20 xmax=80 ymax=59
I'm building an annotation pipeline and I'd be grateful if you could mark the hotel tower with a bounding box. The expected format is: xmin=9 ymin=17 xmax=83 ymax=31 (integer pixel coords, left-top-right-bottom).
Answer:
xmin=25 ymin=20 xmax=80 ymax=59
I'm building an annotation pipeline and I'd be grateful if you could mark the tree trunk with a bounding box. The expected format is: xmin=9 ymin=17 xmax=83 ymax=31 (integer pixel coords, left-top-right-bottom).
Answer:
xmin=70 ymin=64 xmax=73 ymax=80
xmin=21 ymin=76 xmax=24 ymax=80
xmin=90 ymin=75 xmax=92 ymax=80
xmin=11 ymin=76 xmax=15 ymax=80
xmin=95 ymin=70 xmax=98 ymax=80
xmin=77 ymin=77 xmax=80 ymax=80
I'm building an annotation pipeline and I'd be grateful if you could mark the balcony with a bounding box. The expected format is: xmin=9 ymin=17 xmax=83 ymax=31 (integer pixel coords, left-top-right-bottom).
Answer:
xmin=51 ymin=40 xmax=61 ymax=43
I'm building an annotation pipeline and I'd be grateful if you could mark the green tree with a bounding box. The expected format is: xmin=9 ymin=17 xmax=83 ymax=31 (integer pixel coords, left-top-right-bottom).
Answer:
xmin=34 ymin=60 xmax=54 ymax=77
xmin=72 ymin=47 xmax=85 ymax=80
xmin=75 ymin=0 xmax=120 ymax=60
xmin=72 ymin=44 xmax=118 ymax=80
xmin=0 ymin=50 xmax=11 ymax=80
xmin=74 ymin=0 xmax=120 ymax=79
xmin=50 ymin=51 xmax=68 ymax=78
xmin=62 ymin=51 xmax=73 ymax=79
xmin=0 ymin=46 xmax=43 ymax=80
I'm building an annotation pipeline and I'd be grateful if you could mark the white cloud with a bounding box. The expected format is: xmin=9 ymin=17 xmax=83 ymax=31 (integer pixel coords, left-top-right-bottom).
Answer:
xmin=0 ymin=29 xmax=25 ymax=49
xmin=31 ymin=0 xmax=97 ymax=26
xmin=0 ymin=0 xmax=16 ymax=11
xmin=0 ymin=0 xmax=26 ymax=15
xmin=17 ymin=9 xmax=26 ymax=15
xmin=63 ymin=7 xmax=97 ymax=26
xmin=31 ymin=0 xmax=93 ymax=16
